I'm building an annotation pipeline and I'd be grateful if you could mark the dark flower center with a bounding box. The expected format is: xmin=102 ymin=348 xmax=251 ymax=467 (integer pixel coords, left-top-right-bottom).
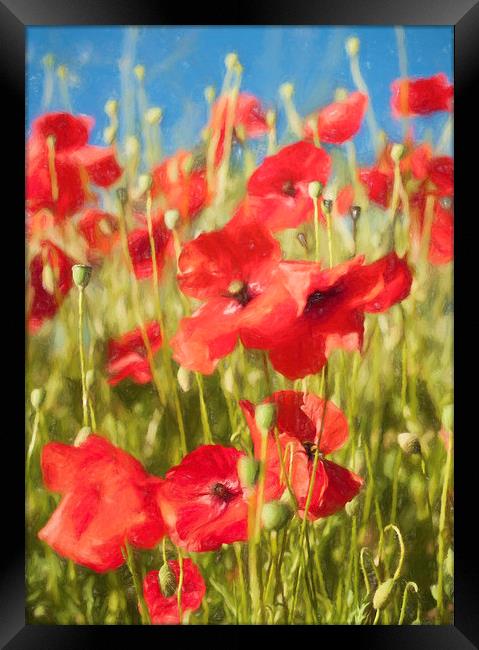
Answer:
xmin=211 ymin=482 xmax=235 ymax=502
xmin=304 ymin=283 xmax=343 ymax=317
xmin=226 ymin=281 xmax=253 ymax=307
xmin=282 ymin=180 xmax=297 ymax=197
xmin=302 ymin=441 xmax=318 ymax=461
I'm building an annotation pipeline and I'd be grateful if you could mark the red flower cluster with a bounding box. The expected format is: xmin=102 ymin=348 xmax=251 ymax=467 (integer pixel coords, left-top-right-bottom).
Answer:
xmin=107 ymin=322 xmax=163 ymax=386
xmin=241 ymin=391 xmax=362 ymax=519
xmin=38 ymin=435 xmax=165 ymax=572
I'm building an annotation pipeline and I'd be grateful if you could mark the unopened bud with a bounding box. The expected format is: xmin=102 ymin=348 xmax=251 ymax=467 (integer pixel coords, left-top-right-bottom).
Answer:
xmin=297 ymin=232 xmax=308 ymax=250
xmin=164 ymin=209 xmax=180 ymax=230
xmin=279 ymin=488 xmax=296 ymax=511
xmin=133 ymin=64 xmax=145 ymax=81
xmin=74 ymin=426 xmax=92 ymax=447
xmin=145 ymin=107 xmax=162 ymax=125
xmin=105 ymin=99 xmax=118 ymax=117
xmin=225 ymin=52 xmax=238 ymax=70
xmin=345 ymin=36 xmax=360 ymax=57
xmin=279 ymin=82 xmax=294 ymax=100
xmin=177 ymin=366 xmax=191 ymax=392
xmin=137 ymin=174 xmax=153 ymax=195
xmin=204 ymin=86 xmax=216 ymax=104
xmin=266 ymin=109 xmax=276 ymax=129
xmin=308 ymin=181 xmax=322 ymax=199
xmin=125 ymin=136 xmax=140 ymax=159
xmin=42 ymin=263 xmax=55 ymax=295
xmin=158 ymin=562 xmax=177 ymax=598
xmin=72 ymin=264 xmax=92 ymax=289
xmin=85 ymin=369 xmax=95 ymax=390
xmin=222 ymin=366 xmax=235 ymax=394
xmin=30 ymin=387 xmax=46 ymax=410
xmin=323 ymin=198 xmax=333 ymax=213
xmin=334 ymin=87 xmax=348 ymax=102
xmin=398 ymin=432 xmax=421 ymax=455
xmin=238 ymin=456 xmax=259 ymax=488
xmin=261 ymin=500 xmax=293 ymax=531
xmin=345 ymin=497 xmax=359 ymax=517
xmin=57 ymin=65 xmax=68 ymax=80
xmin=373 ymin=578 xmax=395 ymax=610
xmin=391 ymin=143 xmax=405 ymax=163
xmin=255 ymin=402 xmax=277 ymax=435
xmin=103 ymin=125 xmax=117 ymax=145
xmin=42 ymin=53 xmax=55 ymax=68
xmin=350 ymin=205 xmax=362 ymax=221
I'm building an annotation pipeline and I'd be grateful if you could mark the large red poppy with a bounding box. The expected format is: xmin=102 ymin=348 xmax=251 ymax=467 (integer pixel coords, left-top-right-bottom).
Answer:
xmin=240 ymin=253 xmax=412 ymax=379
xmin=38 ymin=435 xmax=165 ymax=572
xmin=107 ymin=321 xmax=163 ymax=386
xmin=240 ymin=391 xmax=362 ymax=519
xmin=78 ymin=208 xmax=120 ymax=259
xmin=391 ymin=74 xmax=453 ymax=118
xmin=170 ymin=218 xmax=291 ymax=374
xmin=244 ymin=141 xmax=331 ymax=231
xmin=158 ymin=445 xmax=249 ymax=552
xmin=127 ymin=212 xmax=172 ymax=279
xmin=151 ymin=150 xmax=209 ymax=221
xmin=143 ymin=560 xmax=206 ymax=624
xmin=27 ymin=112 xmax=122 ymax=221
xmin=27 ymin=240 xmax=77 ymax=334
xmin=304 ymin=91 xmax=368 ymax=144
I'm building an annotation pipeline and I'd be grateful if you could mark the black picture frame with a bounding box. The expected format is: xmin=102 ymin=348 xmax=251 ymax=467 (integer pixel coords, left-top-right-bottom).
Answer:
xmin=2 ymin=1 xmax=477 ymax=647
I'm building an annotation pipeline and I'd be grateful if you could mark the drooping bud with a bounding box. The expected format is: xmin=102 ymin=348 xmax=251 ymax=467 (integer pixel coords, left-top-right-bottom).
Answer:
xmin=41 ymin=263 xmax=55 ymax=295
xmin=373 ymin=578 xmax=395 ymax=610
xmin=177 ymin=366 xmax=192 ymax=392
xmin=74 ymin=426 xmax=92 ymax=447
xmin=255 ymin=402 xmax=277 ymax=435
xmin=158 ymin=562 xmax=177 ymax=598
xmin=224 ymin=52 xmax=238 ymax=70
xmin=103 ymin=125 xmax=118 ymax=145
xmin=345 ymin=496 xmax=359 ymax=517
xmin=30 ymin=387 xmax=46 ymax=410
xmin=323 ymin=198 xmax=333 ymax=213
xmin=85 ymin=369 xmax=95 ymax=390
xmin=345 ymin=36 xmax=360 ymax=57
xmin=261 ymin=500 xmax=293 ymax=531
xmin=237 ymin=456 xmax=259 ymax=488
xmin=204 ymin=86 xmax=216 ymax=105
xmin=137 ymin=173 xmax=153 ymax=195
xmin=145 ymin=107 xmax=162 ymax=125
xmin=279 ymin=82 xmax=294 ymax=100
xmin=308 ymin=181 xmax=322 ymax=199
xmin=164 ymin=209 xmax=180 ymax=231
xmin=72 ymin=264 xmax=92 ymax=289
xmin=104 ymin=99 xmax=119 ymax=117
xmin=222 ymin=366 xmax=235 ymax=394
xmin=391 ymin=143 xmax=405 ymax=163
xmin=350 ymin=205 xmax=362 ymax=221
xmin=398 ymin=432 xmax=421 ymax=455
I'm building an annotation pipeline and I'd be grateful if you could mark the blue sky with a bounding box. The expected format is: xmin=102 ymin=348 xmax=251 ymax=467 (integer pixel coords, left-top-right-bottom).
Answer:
xmin=26 ymin=26 xmax=453 ymax=165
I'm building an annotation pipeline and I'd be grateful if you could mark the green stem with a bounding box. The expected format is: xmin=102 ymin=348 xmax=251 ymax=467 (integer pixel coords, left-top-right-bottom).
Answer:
xmin=78 ymin=288 xmax=89 ymax=428
xmin=436 ymin=434 xmax=453 ymax=622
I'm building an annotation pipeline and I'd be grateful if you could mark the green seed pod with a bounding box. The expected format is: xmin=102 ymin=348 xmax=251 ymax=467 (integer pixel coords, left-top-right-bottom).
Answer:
xmin=334 ymin=87 xmax=348 ymax=102
xmin=145 ymin=107 xmax=163 ymax=125
xmin=255 ymin=403 xmax=277 ymax=435
xmin=164 ymin=209 xmax=180 ymax=231
xmin=177 ymin=366 xmax=192 ymax=393
xmin=72 ymin=264 xmax=92 ymax=289
xmin=373 ymin=578 xmax=395 ymax=610
xmin=350 ymin=205 xmax=362 ymax=221
xmin=261 ymin=500 xmax=293 ymax=532
xmin=104 ymin=99 xmax=118 ymax=117
xmin=391 ymin=143 xmax=405 ymax=163
xmin=30 ymin=387 xmax=46 ymax=410
xmin=279 ymin=82 xmax=294 ymax=100
xmin=345 ymin=37 xmax=360 ymax=57
xmin=158 ymin=562 xmax=177 ymax=598
xmin=308 ymin=181 xmax=322 ymax=199
xmin=323 ymin=198 xmax=333 ymax=213
xmin=398 ymin=432 xmax=421 ymax=455
xmin=237 ymin=456 xmax=259 ymax=488
xmin=279 ymin=488 xmax=296 ymax=511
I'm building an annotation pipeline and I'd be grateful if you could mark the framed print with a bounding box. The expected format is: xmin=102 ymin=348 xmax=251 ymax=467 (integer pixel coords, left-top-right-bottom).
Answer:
xmin=1 ymin=0 xmax=478 ymax=647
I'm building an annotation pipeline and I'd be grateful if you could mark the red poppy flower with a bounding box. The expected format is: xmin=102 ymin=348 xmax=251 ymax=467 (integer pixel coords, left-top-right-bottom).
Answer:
xmin=127 ymin=212 xmax=172 ymax=279
xmin=391 ymin=74 xmax=453 ymax=118
xmin=358 ymin=167 xmax=394 ymax=208
xmin=427 ymin=156 xmax=454 ymax=196
xmin=27 ymin=240 xmax=77 ymax=334
xmin=240 ymin=253 xmax=412 ymax=379
xmin=78 ymin=209 xmax=119 ymax=258
xmin=38 ymin=435 xmax=165 ymax=572
xmin=27 ymin=112 xmax=122 ymax=221
xmin=143 ymin=560 xmax=206 ymax=624
xmin=240 ymin=391 xmax=362 ymax=519
xmin=304 ymin=91 xmax=368 ymax=144
xmin=170 ymin=218 xmax=290 ymax=374
xmin=410 ymin=191 xmax=453 ymax=265
xmin=151 ymin=151 xmax=209 ymax=221
xmin=158 ymin=445 xmax=250 ymax=552
xmin=336 ymin=185 xmax=354 ymax=216
xmin=107 ymin=321 xmax=163 ymax=385
xmin=244 ymin=141 xmax=331 ymax=231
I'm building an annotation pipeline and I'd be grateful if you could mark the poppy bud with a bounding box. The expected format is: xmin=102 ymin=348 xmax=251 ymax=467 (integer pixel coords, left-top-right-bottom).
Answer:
xmin=222 ymin=367 xmax=235 ymax=394
xmin=74 ymin=426 xmax=92 ymax=447
xmin=398 ymin=432 xmax=421 ymax=455
xmin=158 ymin=562 xmax=177 ymax=598
xmin=323 ymin=198 xmax=333 ymax=213
xmin=103 ymin=125 xmax=117 ymax=145
xmin=125 ymin=136 xmax=140 ymax=159
xmin=204 ymin=86 xmax=216 ymax=104
xmin=261 ymin=500 xmax=293 ymax=531
xmin=85 ymin=369 xmax=95 ymax=390
xmin=266 ymin=109 xmax=276 ymax=129
xmin=237 ymin=456 xmax=259 ymax=488
xmin=345 ymin=497 xmax=359 ymax=517
xmin=441 ymin=404 xmax=453 ymax=432
xmin=165 ymin=209 xmax=180 ymax=231
xmin=279 ymin=488 xmax=296 ymax=511
xmin=373 ymin=578 xmax=395 ymax=610
xmin=30 ymin=387 xmax=46 ymax=410
xmin=255 ymin=403 xmax=277 ymax=435
xmin=41 ymin=263 xmax=55 ymax=295
xmin=145 ymin=107 xmax=162 ymax=125
xmin=177 ymin=366 xmax=191 ymax=392
xmin=104 ymin=99 xmax=118 ymax=117
xmin=350 ymin=205 xmax=362 ymax=221
xmin=297 ymin=232 xmax=308 ymax=250
xmin=134 ymin=64 xmax=145 ymax=81
xmin=279 ymin=82 xmax=294 ymax=100
xmin=116 ymin=187 xmax=128 ymax=206
xmin=57 ymin=65 xmax=68 ymax=81
xmin=42 ymin=53 xmax=55 ymax=68
xmin=308 ymin=181 xmax=322 ymax=199
xmin=225 ymin=52 xmax=238 ymax=70
xmin=72 ymin=264 xmax=92 ymax=289
xmin=345 ymin=37 xmax=360 ymax=57
xmin=391 ymin=144 xmax=405 ymax=163
xmin=137 ymin=174 xmax=153 ymax=195
xmin=334 ymin=87 xmax=348 ymax=102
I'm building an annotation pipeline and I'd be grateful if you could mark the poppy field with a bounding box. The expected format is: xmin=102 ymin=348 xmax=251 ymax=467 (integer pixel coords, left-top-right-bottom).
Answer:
xmin=26 ymin=27 xmax=453 ymax=625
